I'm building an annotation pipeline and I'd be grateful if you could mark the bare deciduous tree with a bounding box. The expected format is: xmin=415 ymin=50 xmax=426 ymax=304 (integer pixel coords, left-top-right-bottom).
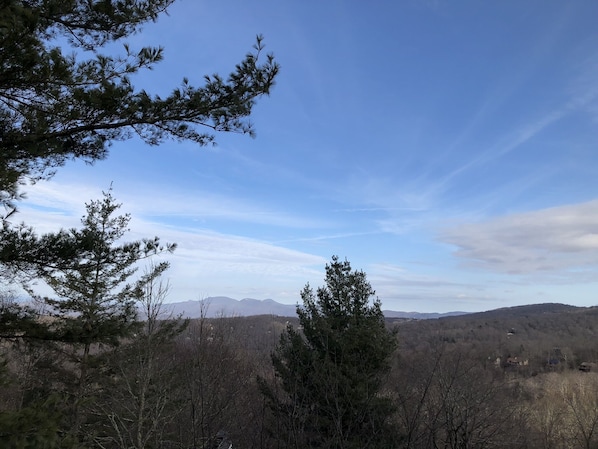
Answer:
xmin=95 ymin=264 xmax=188 ymax=449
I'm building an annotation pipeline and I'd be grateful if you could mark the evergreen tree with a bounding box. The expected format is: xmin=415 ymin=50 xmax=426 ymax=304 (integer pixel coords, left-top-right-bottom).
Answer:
xmin=261 ymin=256 xmax=398 ymax=449
xmin=0 ymin=0 xmax=279 ymax=216
xmin=0 ymin=396 xmax=67 ymax=449
xmin=0 ymin=190 xmax=176 ymax=445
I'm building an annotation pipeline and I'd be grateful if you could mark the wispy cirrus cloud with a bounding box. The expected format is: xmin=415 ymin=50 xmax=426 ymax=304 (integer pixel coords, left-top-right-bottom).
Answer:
xmin=10 ymin=180 xmax=329 ymax=303
xmin=16 ymin=180 xmax=328 ymax=231
xmin=567 ymin=51 xmax=598 ymax=122
xmin=368 ymin=262 xmax=479 ymax=290
xmin=136 ymin=224 xmax=326 ymax=302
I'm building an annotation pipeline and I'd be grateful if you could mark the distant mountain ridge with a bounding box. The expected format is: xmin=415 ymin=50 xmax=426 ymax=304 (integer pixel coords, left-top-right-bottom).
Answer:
xmin=165 ymin=297 xmax=297 ymax=318
xmin=164 ymin=297 xmax=469 ymax=319
xmin=382 ymin=310 xmax=469 ymax=319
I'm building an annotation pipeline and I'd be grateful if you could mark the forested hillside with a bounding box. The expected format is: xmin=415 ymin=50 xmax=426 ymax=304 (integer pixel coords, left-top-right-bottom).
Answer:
xmin=4 ymin=291 xmax=598 ymax=447
xmin=396 ymin=303 xmax=598 ymax=372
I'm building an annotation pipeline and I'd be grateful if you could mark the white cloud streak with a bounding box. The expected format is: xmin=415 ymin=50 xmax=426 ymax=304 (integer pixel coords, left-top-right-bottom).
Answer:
xmin=442 ymin=200 xmax=598 ymax=277
xmin=17 ymin=180 xmax=326 ymax=230
xmin=10 ymin=180 xmax=328 ymax=303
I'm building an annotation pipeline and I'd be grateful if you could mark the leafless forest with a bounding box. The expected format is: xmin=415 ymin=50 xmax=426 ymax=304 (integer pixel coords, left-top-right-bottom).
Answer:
xmin=3 ymin=300 xmax=598 ymax=448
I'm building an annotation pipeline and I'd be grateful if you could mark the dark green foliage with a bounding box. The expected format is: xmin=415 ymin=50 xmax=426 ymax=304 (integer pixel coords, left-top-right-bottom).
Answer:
xmin=0 ymin=191 xmax=176 ymax=444
xmin=0 ymin=0 xmax=279 ymax=215
xmin=1 ymin=190 xmax=175 ymax=345
xmin=0 ymin=2 xmax=278 ymax=438
xmin=0 ymin=396 xmax=72 ymax=449
xmin=261 ymin=256 xmax=398 ymax=449
xmin=0 ymin=354 xmax=73 ymax=449
xmin=0 ymin=296 xmax=53 ymax=341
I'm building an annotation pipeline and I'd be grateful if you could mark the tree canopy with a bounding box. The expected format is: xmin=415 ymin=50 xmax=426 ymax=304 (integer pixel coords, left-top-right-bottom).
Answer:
xmin=0 ymin=1 xmax=281 ymax=445
xmin=0 ymin=0 xmax=279 ymax=216
xmin=261 ymin=256 xmax=398 ymax=449
xmin=0 ymin=190 xmax=177 ymax=445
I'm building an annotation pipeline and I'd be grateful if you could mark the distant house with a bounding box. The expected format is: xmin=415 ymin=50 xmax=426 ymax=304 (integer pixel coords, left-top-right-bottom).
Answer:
xmin=579 ymin=362 xmax=596 ymax=372
xmin=506 ymin=356 xmax=520 ymax=367
xmin=504 ymin=356 xmax=528 ymax=368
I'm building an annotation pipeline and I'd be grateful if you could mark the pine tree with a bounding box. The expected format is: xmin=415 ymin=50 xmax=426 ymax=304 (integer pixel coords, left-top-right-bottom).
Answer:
xmin=261 ymin=256 xmax=398 ymax=449
xmin=1 ymin=190 xmax=176 ymax=444
xmin=0 ymin=0 xmax=279 ymax=216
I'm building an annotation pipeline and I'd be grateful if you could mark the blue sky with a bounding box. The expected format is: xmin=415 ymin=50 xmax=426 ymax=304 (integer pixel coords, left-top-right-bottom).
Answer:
xmin=14 ymin=0 xmax=598 ymax=313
